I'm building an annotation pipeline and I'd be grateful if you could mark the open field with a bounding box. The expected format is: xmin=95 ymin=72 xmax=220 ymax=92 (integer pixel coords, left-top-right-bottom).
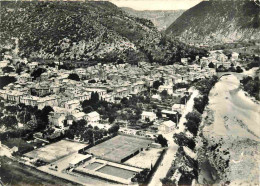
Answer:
xmin=0 ymin=156 xmax=78 ymax=186
xmin=25 ymin=140 xmax=87 ymax=163
xmin=124 ymin=148 xmax=163 ymax=168
xmin=86 ymin=135 xmax=152 ymax=163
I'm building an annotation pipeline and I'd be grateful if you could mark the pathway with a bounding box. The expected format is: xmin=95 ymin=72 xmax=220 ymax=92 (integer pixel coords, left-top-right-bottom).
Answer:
xmin=149 ymin=89 xmax=199 ymax=186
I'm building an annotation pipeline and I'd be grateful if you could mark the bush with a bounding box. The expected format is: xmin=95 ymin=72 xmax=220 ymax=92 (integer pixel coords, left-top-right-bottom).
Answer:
xmin=236 ymin=66 xmax=243 ymax=73
xmin=68 ymin=73 xmax=80 ymax=81
xmin=2 ymin=66 xmax=15 ymax=73
xmin=0 ymin=76 xmax=16 ymax=89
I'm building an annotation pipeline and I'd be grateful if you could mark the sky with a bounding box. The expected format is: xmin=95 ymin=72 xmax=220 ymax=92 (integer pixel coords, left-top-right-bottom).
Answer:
xmin=109 ymin=0 xmax=203 ymax=10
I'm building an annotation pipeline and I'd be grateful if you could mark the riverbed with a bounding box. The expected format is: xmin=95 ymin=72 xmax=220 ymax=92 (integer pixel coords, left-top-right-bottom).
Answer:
xmin=199 ymin=74 xmax=260 ymax=185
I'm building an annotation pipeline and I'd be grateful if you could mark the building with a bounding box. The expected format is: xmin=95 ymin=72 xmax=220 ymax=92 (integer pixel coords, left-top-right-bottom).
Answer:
xmin=72 ymin=112 xmax=86 ymax=121
xmin=159 ymin=120 xmax=176 ymax=133
xmin=19 ymin=73 xmax=32 ymax=83
xmin=158 ymin=85 xmax=173 ymax=95
xmin=69 ymin=154 xmax=92 ymax=168
xmin=181 ymin=58 xmax=188 ymax=65
xmin=48 ymin=112 xmax=66 ymax=129
xmin=141 ymin=111 xmax=157 ymax=122
xmin=172 ymin=104 xmax=185 ymax=114
xmin=64 ymin=100 xmax=80 ymax=110
xmin=30 ymin=82 xmax=51 ymax=97
xmin=161 ymin=110 xmax=178 ymax=118
xmin=231 ymin=52 xmax=239 ymax=60
xmin=74 ymin=68 xmax=86 ymax=76
xmin=85 ymin=111 xmax=100 ymax=125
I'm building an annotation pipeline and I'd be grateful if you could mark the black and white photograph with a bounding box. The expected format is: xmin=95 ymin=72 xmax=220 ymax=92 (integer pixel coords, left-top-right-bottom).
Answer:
xmin=0 ymin=0 xmax=259 ymax=185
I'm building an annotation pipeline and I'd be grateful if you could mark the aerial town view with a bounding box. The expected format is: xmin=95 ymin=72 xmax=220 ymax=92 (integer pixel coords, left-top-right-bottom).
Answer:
xmin=0 ymin=0 xmax=259 ymax=185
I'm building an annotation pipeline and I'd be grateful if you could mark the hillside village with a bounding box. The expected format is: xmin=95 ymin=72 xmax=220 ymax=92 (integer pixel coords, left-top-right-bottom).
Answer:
xmin=0 ymin=43 xmax=245 ymax=185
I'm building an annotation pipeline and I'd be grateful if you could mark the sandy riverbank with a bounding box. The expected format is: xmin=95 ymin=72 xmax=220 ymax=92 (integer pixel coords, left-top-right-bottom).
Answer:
xmin=198 ymin=74 xmax=260 ymax=185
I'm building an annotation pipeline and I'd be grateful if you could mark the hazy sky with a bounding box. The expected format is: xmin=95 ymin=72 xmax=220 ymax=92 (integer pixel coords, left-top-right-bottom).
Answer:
xmin=109 ymin=0 xmax=203 ymax=10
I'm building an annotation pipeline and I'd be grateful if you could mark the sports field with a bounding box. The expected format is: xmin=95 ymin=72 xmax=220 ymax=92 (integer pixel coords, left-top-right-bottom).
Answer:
xmin=25 ymin=140 xmax=87 ymax=163
xmin=86 ymin=135 xmax=152 ymax=162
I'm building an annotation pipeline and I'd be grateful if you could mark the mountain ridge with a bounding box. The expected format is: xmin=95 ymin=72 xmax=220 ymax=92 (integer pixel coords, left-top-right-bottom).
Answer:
xmin=0 ymin=1 xmax=206 ymax=65
xmin=166 ymin=1 xmax=260 ymax=44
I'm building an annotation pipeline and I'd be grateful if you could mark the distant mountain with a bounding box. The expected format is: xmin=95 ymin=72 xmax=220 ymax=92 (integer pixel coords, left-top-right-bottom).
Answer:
xmin=166 ymin=0 xmax=260 ymax=44
xmin=121 ymin=7 xmax=185 ymax=31
xmin=0 ymin=1 xmax=206 ymax=64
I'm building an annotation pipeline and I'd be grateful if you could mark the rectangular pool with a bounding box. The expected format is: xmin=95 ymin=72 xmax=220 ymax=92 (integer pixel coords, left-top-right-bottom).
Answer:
xmin=84 ymin=162 xmax=103 ymax=170
xmin=97 ymin=165 xmax=137 ymax=179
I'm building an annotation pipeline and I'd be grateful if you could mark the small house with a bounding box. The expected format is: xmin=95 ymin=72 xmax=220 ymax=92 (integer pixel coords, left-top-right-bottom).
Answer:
xmin=159 ymin=120 xmax=176 ymax=133
xmin=141 ymin=111 xmax=157 ymax=122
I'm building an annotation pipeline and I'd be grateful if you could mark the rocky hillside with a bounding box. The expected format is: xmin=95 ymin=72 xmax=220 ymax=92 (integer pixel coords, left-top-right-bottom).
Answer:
xmin=0 ymin=1 xmax=206 ymax=65
xmin=166 ymin=0 xmax=260 ymax=43
xmin=121 ymin=7 xmax=185 ymax=31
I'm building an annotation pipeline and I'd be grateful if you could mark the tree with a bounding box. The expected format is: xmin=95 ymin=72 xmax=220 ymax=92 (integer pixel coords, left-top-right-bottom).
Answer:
xmin=157 ymin=134 xmax=168 ymax=147
xmin=39 ymin=106 xmax=54 ymax=124
xmin=108 ymin=116 xmax=115 ymax=124
xmin=145 ymin=117 xmax=150 ymax=123
xmin=173 ymin=132 xmax=195 ymax=150
xmin=121 ymin=97 xmax=128 ymax=106
xmin=208 ymin=62 xmax=215 ymax=68
xmin=77 ymin=119 xmax=87 ymax=128
xmin=31 ymin=68 xmax=46 ymax=80
xmin=83 ymin=106 xmax=94 ymax=114
xmin=68 ymin=73 xmax=80 ymax=81
xmin=194 ymin=96 xmax=208 ymax=114
xmin=5 ymin=105 xmax=18 ymax=114
xmin=156 ymin=109 xmax=162 ymax=118
xmin=2 ymin=66 xmax=15 ymax=74
xmin=160 ymin=90 xmax=168 ymax=99
xmin=18 ymin=111 xmax=31 ymax=124
xmin=108 ymin=124 xmax=119 ymax=134
xmin=184 ymin=120 xmax=199 ymax=136
xmin=229 ymin=65 xmax=236 ymax=72
xmin=153 ymin=80 xmax=162 ymax=90
xmin=88 ymin=79 xmax=96 ymax=83
xmin=90 ymin=92 xmax=99 ymax=103
xmin=47 ymin=62 xmax=55 ymax=68
xmin=0 ymin=76 xmax=16 ymax=89
xmin=236 ymin=66 xmax=243 ymax=73
xmin=1 ymin=116 xmax=18 ymax=129
xmin=185 ymin=111 xmax=201 ymax=124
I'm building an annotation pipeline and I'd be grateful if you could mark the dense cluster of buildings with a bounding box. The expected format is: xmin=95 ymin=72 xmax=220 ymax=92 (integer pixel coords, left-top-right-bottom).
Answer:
xmin=0 ymin=50 xmax=238 ymax=132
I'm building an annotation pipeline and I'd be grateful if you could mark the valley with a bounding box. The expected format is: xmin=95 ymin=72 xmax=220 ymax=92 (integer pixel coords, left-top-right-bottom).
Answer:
xmin=0 ymin=0 xmax=259 ymax=186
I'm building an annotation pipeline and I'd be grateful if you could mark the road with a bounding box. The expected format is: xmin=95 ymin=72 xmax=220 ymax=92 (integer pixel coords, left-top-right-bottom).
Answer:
xmin=149 ymin=89 xmax=199 ymax=186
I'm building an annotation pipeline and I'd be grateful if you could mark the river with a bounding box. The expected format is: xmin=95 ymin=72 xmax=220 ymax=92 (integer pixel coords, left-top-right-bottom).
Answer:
xmin=198 ymin=74 xmax=260 ymax=185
